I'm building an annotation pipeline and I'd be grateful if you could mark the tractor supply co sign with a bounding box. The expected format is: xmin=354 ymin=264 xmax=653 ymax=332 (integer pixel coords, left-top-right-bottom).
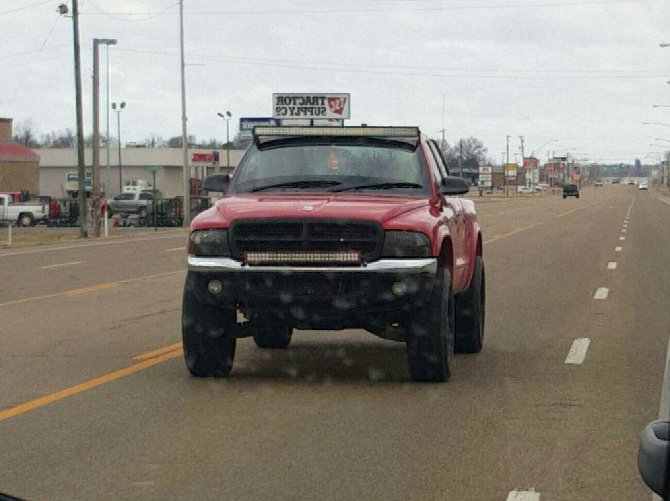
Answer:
xmin=273 ymin=93 xmax=350 ymax=120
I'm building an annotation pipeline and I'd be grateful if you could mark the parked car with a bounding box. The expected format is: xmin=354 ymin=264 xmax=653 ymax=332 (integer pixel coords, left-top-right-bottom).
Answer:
xmin=563 ymin=184 xmax=580 ymax=199
xmin=595 ymin=180 xmax=604 ymax=187
xmin=639 ymin=182 xmax=648 ymax=190
xmin=107 ymin=190 xmax=160 ymax=217
xmin=183 ymin=126 xmax=486 ymax=382
xmin=517 ymin=186 xmax=534 ymax=194
xmin=0 ymin=193 xmax=48 ymax=226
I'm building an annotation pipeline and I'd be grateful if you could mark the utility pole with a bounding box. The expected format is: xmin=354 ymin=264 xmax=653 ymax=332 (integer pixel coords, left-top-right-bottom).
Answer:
xmin=179 ymin=0 xmax=190 ymax=227
xmin=519 ymin=135 xmax=526 ymax=186
xmin=505 ymin=135 xmax=510 ymax=196
xmin=71 ymin=0 xmax=87 ymax=238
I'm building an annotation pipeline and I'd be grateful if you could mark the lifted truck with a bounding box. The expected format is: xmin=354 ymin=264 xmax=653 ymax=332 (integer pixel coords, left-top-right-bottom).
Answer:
xmin=182 ymin=126 xmax=485 ymax=382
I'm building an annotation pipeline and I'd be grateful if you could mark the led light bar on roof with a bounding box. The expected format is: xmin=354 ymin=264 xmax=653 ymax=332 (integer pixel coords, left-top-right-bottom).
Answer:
xmin=244 ymin=250 xmax=362 ymax=266
xmin=253 ymin=126 xmax=419 ymax=138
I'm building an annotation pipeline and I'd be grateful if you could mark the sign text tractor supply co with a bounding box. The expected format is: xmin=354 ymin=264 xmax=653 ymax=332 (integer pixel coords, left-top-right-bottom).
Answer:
xmin=273 ymin=93 xmax=350 ymax=120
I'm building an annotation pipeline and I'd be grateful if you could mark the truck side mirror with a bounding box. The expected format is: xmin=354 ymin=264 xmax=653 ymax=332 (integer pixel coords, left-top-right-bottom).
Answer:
xmin=638 ymin=419 xmax=670 ymax=497
xmin=440 ymin=176 xmax=470 ymax=196
xmin=203 ymin=174 xmax=230 ymax=193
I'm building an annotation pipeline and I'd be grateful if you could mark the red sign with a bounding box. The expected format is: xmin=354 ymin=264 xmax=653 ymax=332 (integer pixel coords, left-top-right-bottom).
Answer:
xmin=327 ymin=97 xmax=347 ymax=116
xmin=523 ymin=157 xmax=538 ymax=170
xmin=192 ymin=153 xmax=214 ymax=163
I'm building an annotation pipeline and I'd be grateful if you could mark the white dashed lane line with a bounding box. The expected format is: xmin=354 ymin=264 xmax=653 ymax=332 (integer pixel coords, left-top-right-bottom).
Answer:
xmin=615 ymin=246 xmax=622 ymax=252
xmin=507 ymin=490 xmax=540 ymax=501
xmin=619 ymin=236 xmax=626 ymax=241
xmin=565 ymin=338 xmax=591 ymax=365
xmin=40 ymin=261 xmax=82 ymax=269
xmin=594 ymin=287 xmax=609 ymax=300
xmin=607 ymin=262 xmax=617 ymax=270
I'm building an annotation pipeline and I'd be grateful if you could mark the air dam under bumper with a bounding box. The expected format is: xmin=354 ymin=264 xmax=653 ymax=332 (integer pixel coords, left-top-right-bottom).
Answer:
xmin=186 ymin=256 xmax=438 ymax=330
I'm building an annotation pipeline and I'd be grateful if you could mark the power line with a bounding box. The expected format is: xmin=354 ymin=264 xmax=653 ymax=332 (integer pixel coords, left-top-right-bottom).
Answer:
xmin=4 ymin=15 xmax=61 ymax=113
xmin=183 ymin=0 xmax=650 ymax=15
xmin=113 ymin=47 xmax=667 ymax=80
xmin=81 ymin=0 xmax=179 ymax=21
xmin=0 ymin=0 xmax=53 ymax=16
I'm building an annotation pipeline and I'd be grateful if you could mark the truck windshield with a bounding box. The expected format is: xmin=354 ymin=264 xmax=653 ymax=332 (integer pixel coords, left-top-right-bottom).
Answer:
xmin=233 ymin=141 xmax=431 ymax=195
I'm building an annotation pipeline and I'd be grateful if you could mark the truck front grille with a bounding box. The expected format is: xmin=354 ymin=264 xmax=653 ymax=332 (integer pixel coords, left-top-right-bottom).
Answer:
xmin=229 ymin=219 xmax=383 ymax=263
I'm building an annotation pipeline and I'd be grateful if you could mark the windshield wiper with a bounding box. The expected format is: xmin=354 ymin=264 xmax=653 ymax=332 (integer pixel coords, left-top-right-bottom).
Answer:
xmin=334 ymin=182 xmax=424 ymax=192
xmin=250 ymin=180 xmax=342 ymax=192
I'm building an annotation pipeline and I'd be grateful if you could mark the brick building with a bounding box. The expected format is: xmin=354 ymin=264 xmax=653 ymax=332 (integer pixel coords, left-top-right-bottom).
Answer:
xmin=0 ymin=118 xmax=40 ymax=193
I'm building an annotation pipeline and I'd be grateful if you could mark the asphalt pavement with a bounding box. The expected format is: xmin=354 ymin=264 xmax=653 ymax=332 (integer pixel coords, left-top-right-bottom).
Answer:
xmin=0 ymin=185 xmax=668 ymax=500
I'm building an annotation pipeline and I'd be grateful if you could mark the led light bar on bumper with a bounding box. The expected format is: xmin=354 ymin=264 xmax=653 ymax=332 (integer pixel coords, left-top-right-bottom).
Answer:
xmin=189 ymin=229 xmax=231 ymax=257
xmin=244 ymin=250 xmax=362 ymax=266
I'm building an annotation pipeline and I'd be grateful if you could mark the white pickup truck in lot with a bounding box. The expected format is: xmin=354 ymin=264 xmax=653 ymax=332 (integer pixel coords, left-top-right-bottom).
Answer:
xmin=0 ymin=194 xmax=48 ymax=226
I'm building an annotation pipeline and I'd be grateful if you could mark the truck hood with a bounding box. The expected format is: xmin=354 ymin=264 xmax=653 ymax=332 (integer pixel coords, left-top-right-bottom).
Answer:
xmin=198 ymin=194 xmax=431 ymax=227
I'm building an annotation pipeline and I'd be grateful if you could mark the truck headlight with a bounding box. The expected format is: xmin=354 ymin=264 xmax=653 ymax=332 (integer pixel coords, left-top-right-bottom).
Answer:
xmin=381 ymin=231 xmax=431 ymax=257
xmin=188 ymin=229 xmax=231 ymax=257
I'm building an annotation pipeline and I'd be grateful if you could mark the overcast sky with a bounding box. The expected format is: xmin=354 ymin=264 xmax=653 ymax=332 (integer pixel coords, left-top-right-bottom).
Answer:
xmin=1 ymin=0 xmax=669 ymax=164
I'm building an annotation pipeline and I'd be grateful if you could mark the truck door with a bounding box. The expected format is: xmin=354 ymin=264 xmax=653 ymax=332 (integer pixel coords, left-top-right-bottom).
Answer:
xmin=426 ymin=140 xmax=468 ymax=290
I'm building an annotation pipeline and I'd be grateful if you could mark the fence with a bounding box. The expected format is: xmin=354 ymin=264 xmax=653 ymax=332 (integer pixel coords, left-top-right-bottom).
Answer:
xmin=45 ymin=196 xmax=212 ymax=228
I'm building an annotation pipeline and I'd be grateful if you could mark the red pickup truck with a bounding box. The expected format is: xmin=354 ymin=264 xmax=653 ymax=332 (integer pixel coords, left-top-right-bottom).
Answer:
xmin=183 ymin=126 xmax=485 ymax=382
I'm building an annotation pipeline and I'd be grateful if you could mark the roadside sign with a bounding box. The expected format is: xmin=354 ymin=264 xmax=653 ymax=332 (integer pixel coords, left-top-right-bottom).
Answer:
xmin=505 ymin=163 xmax=518 ymax=179
xmin=239 ymin=117 xmax=279 ymax=140
xmin=273 ymin=93 xmax=351 ymax=120
xmin=478 ymin=165 xmax=492 ymax=187
xmin=523 ymin=157 xmax=538 ymax=170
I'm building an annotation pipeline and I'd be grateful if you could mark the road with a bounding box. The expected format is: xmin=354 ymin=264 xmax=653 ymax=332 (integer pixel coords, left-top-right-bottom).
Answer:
xmin=0 ymin=185 xmax=668 ymax=500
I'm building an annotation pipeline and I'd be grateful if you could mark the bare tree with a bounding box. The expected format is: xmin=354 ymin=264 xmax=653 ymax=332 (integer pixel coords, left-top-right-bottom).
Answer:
xmin=13 ymin=119 xmax=39 ymax=147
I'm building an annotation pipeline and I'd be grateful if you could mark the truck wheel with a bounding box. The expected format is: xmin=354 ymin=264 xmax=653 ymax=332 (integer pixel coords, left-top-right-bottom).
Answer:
xmin=253 ymin=321 xmax=293 ymax=349
xmin=455 ymin=256 xmax=485 ymax=353
xmin=182 ymin=277 xmax=237 ymax=377
xmin=18 ymin=213 xmax=33 ymax=227
xmin=406 ymin=266 xmax=454 ymax=382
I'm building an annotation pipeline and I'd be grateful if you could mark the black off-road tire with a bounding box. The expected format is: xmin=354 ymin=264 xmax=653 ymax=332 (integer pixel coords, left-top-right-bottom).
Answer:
xmin=406 ymin=267 xmax=455 ymax=382
xmin=253 ymin=321 xmax=293 ymax=349
xmin=455 ymin=256 xmax=485 ymax=354
xmin=182 ymin=276 xmax=237 ymax=377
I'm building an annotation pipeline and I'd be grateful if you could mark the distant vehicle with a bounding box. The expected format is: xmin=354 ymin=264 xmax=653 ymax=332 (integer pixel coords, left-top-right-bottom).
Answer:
xmin=594 ymin=180 xmax=603 ymax=187
xmin=611 ymin=178 xmax=620 ymax=184
xmin=517 ymin=186 xmax=534 ymax=194
xmin=628 ymin=180 xmax=636 ymax=185
xmin=639 ymin=182 xmax=648 ymax=190
xmin=62 ymin=171 xmax=93 ymax=198
xmin=0 ymin=193 xmax=48 ymax=226
xmin=563 ymin=184 xmax=580 ymax=199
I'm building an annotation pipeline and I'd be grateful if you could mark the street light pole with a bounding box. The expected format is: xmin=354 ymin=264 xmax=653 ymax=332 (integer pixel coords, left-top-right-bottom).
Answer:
xmin=179 ymin=0 xmax=190 ymax=227
xmin=217 ymin=111 xmax=232 ymax=173
xmin=92 ymin=38 xmax=116 ymax=238
xmin=104 ymin=40 xmax=117 ymax=196
xmin=112 ymin=102 xmax=125 ymax=192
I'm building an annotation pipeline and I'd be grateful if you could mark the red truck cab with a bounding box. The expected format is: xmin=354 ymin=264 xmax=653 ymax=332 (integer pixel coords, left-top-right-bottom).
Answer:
xmin=183 ymin=126 xmax=485 ymax=382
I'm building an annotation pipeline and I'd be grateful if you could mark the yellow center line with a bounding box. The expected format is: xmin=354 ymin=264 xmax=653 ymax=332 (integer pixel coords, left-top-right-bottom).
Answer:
xmin=555 ymin=201 xmax=599 ymax=217
xmin=165 ymin=247 xmax=184 ymax=252
xmin=0 ymin=270 xmax=185 ymax=308
xmin=483 ymin=221 xmax=544 ymax=245
xmin=0 ymin=348 xmax=183 ymax=423
xmin=134 ymin=342 xmax=183 ymax=361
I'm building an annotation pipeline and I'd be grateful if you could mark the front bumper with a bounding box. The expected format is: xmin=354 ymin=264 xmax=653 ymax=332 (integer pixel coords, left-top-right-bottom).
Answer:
xmin=186 ymin=256 xmax=438 ymax=329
